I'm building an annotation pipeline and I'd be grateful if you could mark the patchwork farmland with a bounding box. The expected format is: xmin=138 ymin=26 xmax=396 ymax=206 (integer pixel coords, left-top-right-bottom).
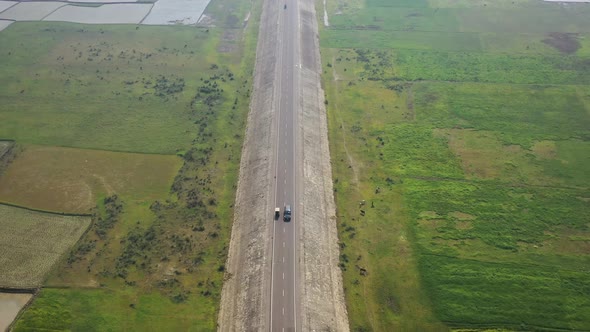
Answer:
xmin=0 ymin=0 xmax=212 ymax=26
xmin=0 ymin=0 xmax=257 ymax=327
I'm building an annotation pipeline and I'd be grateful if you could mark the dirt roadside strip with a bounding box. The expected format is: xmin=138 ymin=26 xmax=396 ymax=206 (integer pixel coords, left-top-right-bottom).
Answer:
xmin=217 ymin=0 xmax=349 ymax=329
xmin=217 ymin=0 xmax=278 ymax=328
xmin=297 ymin=0 xmax=349 ymax=329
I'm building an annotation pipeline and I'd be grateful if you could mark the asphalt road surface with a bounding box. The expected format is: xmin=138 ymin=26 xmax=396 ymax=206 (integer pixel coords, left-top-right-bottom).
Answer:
xmin=270 ymin=0 xmax=301 ymax=330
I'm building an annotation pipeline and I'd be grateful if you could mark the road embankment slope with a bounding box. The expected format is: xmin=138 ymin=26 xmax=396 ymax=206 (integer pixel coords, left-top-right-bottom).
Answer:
xmin=297 ymin=0 xmax=349 ymax=330
xmin=217 ymin=0 xmax=278 ymax=329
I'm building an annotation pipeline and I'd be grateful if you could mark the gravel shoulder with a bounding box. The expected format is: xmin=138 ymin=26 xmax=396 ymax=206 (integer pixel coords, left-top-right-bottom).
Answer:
xmin=297 ymin=0 xmax=349 ymax=329
xmin=218 ymin=0 xmax=349 ymax=328
xmin=217 ymin=0 xmax=278 ymax=329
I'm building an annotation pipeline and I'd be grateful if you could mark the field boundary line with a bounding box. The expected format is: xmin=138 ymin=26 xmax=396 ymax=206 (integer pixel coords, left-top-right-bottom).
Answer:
xmin=445 ymin=321 xmax=590 ymax=332
xmin=13 ymin=143 xmax=183 ymax=156
xmin=405 ymin=175 xmax=588 ymax=191
xmin=421 ymin=252 xmax=590 ymax=274
xmin=0 ymin=201 xmax=92 ymax=217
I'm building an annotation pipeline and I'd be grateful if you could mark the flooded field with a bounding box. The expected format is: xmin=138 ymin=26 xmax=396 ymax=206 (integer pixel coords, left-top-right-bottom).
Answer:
xmin=0 ymin=1 xmax=17 ymax=13
xmin=73 ymin=0 xmax=138 ymax=2
xmin=0 ymin=20 xmax=12 ymax=31
xmin=142 ymin=0 xmax=210 ymax=25
xmin=44 ymin=3 xmax=152 ymax=24
xmin=0 ymin=292 xmax=32 ymax=331
xmin=0 ymin=2 xmax=64 ymax=21
xmin=0 ymin=0 xmax=210 ymax=26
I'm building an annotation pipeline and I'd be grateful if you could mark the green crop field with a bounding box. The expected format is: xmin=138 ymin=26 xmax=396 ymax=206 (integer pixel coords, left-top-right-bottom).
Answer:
xmin=4 ymin=0 xmax=260 ymax=328
xmin=0 ymin=204 xmax=90 ymax=288
xmin=321 ymin=0 xmax=590 ymax=330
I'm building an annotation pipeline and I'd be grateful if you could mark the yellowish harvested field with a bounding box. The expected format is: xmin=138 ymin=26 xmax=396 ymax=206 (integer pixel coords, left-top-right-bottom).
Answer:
xmin=0 ymin=145 xmax=182 ymax=213
xmin=0 ymin=204 xmax=90 ymax=288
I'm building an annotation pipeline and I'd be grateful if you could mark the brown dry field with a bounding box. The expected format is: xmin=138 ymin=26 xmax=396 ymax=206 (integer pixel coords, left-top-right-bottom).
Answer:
xmin=0 ymin=145 xmax=182 ymax=213
xmin=0 ymin=292 xmax=32 ymax=331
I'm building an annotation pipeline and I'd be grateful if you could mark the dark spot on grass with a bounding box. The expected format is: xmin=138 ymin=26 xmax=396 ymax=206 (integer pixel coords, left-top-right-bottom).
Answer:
xmin=542 ymin=32 xmax=580 ymax=55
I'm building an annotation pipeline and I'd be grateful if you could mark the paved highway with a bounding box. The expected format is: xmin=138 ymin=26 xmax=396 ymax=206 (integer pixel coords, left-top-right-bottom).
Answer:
xmin=270 ymin=0 xmax=301 ymax=330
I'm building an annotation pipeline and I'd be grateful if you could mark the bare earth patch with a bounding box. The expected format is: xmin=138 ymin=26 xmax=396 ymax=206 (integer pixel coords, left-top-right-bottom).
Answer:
xmin=0 ymin=145 xmax=181 ymax=213
xmin=531 ymin=140 xmax=557 ymax=159
xmin=449 ymin=211 xmax=476 ymax=221
xmin=0 ymin=204 xmax=90 ymax=288
xmin=441 ymin=128 xmax=559 ymax=185
xmin=418 ymin=219 xmax=444 ymax=231
xmin=542 ymin=32 xmax=581 ymax=54
xmin=0 ymin=2 xmax=65 ymax=21
xmin=0 ymin=292 xmax=33 ymax=331
xmin=541 ymin=227 xmax=590 ymax=255
xmin=44 ymin=3 xmax=152 ymax=24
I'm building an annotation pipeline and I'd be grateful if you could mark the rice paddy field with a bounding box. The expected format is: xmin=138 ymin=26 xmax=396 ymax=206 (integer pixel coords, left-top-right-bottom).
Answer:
xmin=44 ymin=4 xmax=153 ymax=24
xmin=0 ymin=20 xmax=12 ymax=31
xmin=1 ymin=0 xmax=259 ymax=328
xmin=321 ymin=0 xmax=590 ymax=330
xmin=0 ymin=204 xmax=90 ymax=288
xmin=0 ymin=2 xmax=64 ymax=21
xmin=0 ymin=0 xmax=212 ymax=26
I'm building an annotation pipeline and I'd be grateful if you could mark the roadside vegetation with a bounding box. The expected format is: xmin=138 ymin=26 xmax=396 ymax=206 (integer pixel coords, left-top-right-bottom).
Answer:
xmin=320 ymin=0 xmax=590 ymax=330
xmin=3 ymin=0 xmax=260 ymax=329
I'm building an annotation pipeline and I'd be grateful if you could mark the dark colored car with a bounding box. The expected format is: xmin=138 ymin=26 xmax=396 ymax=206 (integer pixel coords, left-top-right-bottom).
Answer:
xmin=283 ymin=204 xmax=291 ymax=221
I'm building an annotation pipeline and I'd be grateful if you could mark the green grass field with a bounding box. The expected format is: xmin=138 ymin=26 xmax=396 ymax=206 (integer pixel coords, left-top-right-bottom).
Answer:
xmin=322 ymin=0 xmax=590 ymax=329
xmin=13 ymin=288 xmax=219 ymax=331
xmin=0 ymin=22 xmax=228 ymax=154
xmin=5 ymin=0 xmax=260 ymax=328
